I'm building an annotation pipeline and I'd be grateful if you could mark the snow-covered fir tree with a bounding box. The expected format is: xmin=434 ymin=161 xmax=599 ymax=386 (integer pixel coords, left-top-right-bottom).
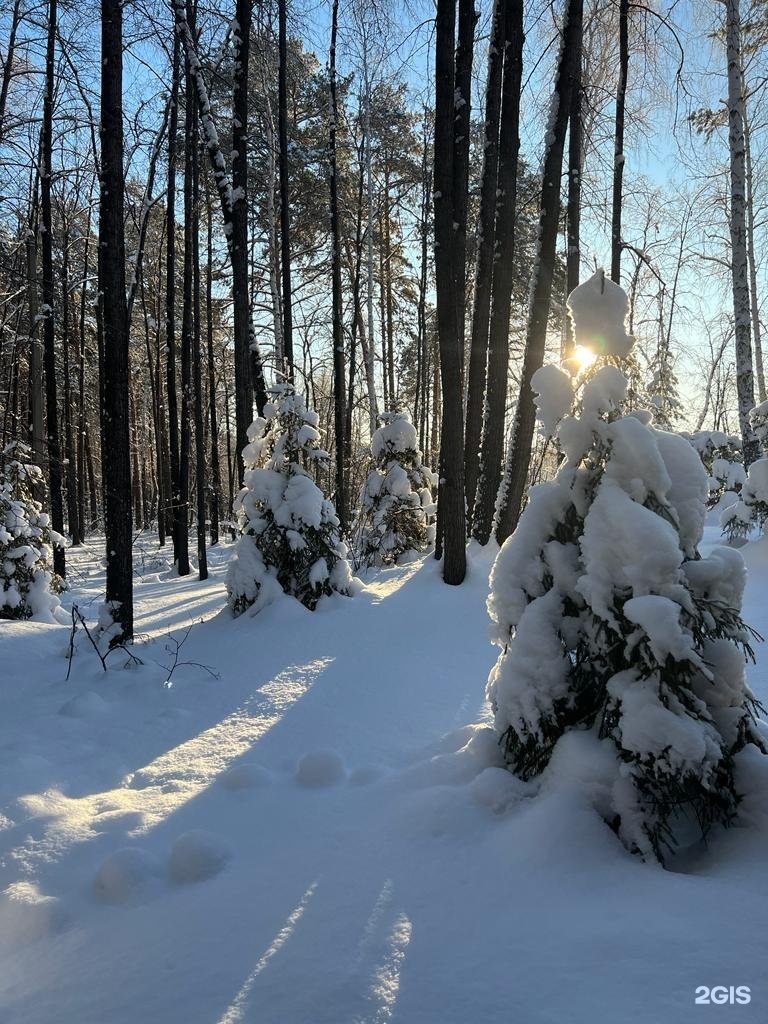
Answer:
xmin=648 ymin=343 xmax=683 ymax=430
xmin=487 ymin=271 xmax=766 ymax=862
xmin=355 ymin=411 xmax=437 ymax=567
xmin=226 ymin=385 xmax=354 ymax=615
xmin=683 ymin=430 xmax=745 ymax=506
xmin=722 ymin=459 xmax=768 ymax=542
xmin=0 ymin=442 xmax=64 ymax=620
xmin=749 ymin=399 xmax=768 ymax=454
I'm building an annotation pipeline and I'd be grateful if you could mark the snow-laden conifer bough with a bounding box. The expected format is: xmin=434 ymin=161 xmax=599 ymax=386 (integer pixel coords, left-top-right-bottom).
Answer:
xmin=486 ymin=269 xmax=767 ymax=862
xmin=226 ymin=384 xmax=354 ymax=615
xmin=722 ymin=402 xmax=768 ymax=542
xmin=0 ymin=441 xmax=65 ymax=622
xmin=682 ymin=429 xmax=745 ymax=508
xmin=354 ymin=411 xmax=437 ymax=567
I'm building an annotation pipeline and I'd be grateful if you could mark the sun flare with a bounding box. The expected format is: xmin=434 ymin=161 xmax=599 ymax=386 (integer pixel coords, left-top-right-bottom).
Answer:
xmin=573 ymin=344 xmax=597 ymax=371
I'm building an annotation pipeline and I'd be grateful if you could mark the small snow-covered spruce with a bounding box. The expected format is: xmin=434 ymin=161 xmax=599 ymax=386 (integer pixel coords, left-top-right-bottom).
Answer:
xmin=749 ymin=400 xmax=768 ymax=454
xmin=355 ymin=412 xmax=437 ymax=567
xmin=722 ymin=458 xmax=768 ymax=543
xmin=226 ymin=384 xmax=353 ymax=614
xmin=0 ymin=442 xmax=64 ymax=620
xmin=648 ymin=346 xmax=683 ymax=430
xmin=487 ymin=271 xmax=766 ymax=862
xmin=683 ymin=430 xmax=745 ymax=507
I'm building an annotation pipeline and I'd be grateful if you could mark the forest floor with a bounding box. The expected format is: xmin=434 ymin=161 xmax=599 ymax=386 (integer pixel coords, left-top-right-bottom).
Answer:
xmin=1 ymin=525 xmax=768 ymax=1023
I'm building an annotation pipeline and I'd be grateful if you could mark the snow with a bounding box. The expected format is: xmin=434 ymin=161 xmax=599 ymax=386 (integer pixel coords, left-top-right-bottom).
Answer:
xmin=93 ymin=848 xmax=163 ymax=904
xmin=295 ymin=750 xmax=347 ymax=788
xmin=567 ymin=269 xmax=635 ymax=359
xmin=531 ymin=363 xmax=573 ymax=436
xmin=1 ymin=534 xmax=768 ymax=1022
xmin=168 ymin=830 xmax=233 ymax=885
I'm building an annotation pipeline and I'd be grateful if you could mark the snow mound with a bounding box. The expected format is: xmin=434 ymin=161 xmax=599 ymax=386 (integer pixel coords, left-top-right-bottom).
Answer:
xmin=59 ymin=690 xmax=110 ymax=719
xmin=93 ymin=847 xmax=162 ymax=904
xmin=0 ymin=881 xmax=66 ymax=945
xmin=295 ymin=749 xmax=347 ymax=788
xmin=219 ymin=762 xmax=272 ymax=791
xmin=470 ymin=766 xmax=531 ymax=813
xmin=168 ymin=830 xmax=232 ymax=885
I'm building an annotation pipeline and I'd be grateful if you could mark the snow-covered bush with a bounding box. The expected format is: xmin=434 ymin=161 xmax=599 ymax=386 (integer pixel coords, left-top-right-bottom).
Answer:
xmin=749 ymin=399 xmax=768 ymax=454
xmin=226 ymin=385 xmax=354 ymax=615
xmin=683 ymin=430 xmax=745 ymax=506
xmin=0 ymin=442 xmax=63 ymax=620
xmin=487 ymin=273 xmax=766 ymax=862
xmin=355 ymin=412 xmax=436 ymax=567
xmin=722 ymin=458 xmax=768 ymax=542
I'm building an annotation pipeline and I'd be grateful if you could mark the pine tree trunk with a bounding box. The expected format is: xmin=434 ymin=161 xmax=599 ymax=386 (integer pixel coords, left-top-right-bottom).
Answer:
xmin=178 ymin=12 xmax=195 ymax=576
xmin=610 ymin=0 xmax=628 ymax=284
xmin=278 ymin=0 xmax=294 ymax=377
xmin=565 ymin=13 xmax=583 ymax=359
xmin=472 ymin=0 xmax=523 ymax=545
xmin=0 ymin=0 xmax=22 ymax=146
xmin=464 ymin=0 xmax=504 ymax=521
xmin=61 ymin=227 xmax=81 ymax=545
xmin=363 ymin=75 xmax=379 ymax=433
xmin=725 ymin=0 xmax=758 ymax=465
xmin=452 ymin=0 xmax=476 ymax=375
xmin=99 ymin=0 xmax=133 ymax=642
xmin=27 ymin=206 xmax=45 ymax=466
xmin=495 ymin=0 xmax=582 ymax=543
xmin=41 ymin=0 xmax=65 ymax=578
xmin=192 ymin=136 xmax=208 ymax=580
xmin=329 ymin=0 xmax=346 ymax=528
xmin=232 ymin=0 xmax=256 ymax=480
xmin=206 ymin=198 xmax=221 ymax=544
xmin=166 ymin=33 xmax=182 ymax=564
xmin=77 ymin=201 xmax=91 ymax=538
xmin=434 ymin=0 xmax=467 ymax=585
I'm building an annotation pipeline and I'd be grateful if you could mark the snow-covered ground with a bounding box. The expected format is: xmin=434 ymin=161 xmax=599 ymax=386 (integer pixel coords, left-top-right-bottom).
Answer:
xmin=1 ymin=526 xmax=767 ymax=1023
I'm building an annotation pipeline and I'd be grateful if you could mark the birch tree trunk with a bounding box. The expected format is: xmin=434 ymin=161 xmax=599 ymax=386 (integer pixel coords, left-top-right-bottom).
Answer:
xmin=725 ymin=0 xmax=758 ymax=466
xmin=743 ymin=98 xmax=765 ymax=403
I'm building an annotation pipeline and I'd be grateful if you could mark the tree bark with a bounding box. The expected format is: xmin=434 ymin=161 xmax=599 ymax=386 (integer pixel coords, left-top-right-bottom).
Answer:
xmin=61 ymin=227 xmax=81 ymax=545
xmin=192 ymin=135 xmax=208 ymax=580
xmin=610 ymin=0 xmax=628 ymax=284
xmin=743 ymin=97 xmax=765 ymax=402
xmin=99 ymin=0 xmax=134 ymax=642
xmin=565 ymin=7 xmax=583 ymax=359
xmin=433 ymin=0 xmax=467 ymax=584
xmin=725 ymin=0 xmax=758 ymax=465
xmin=40 ymin=0 xmax=65 ymax=578
xmin=206 ymin=197 xmax=221 ymax=544
xmin=495 ymin=0 xmax=582 ymax=543
xmin=472 ymin=0 xmax=524 ymax=545
xmin=278 ymin=0 xmax=294 ymax=377
xmin=329 ymin=0 xmax=346 ymax=528
xmin=464 ymin=0 xmax=504 ymax=521
xmin=166 ymin=32 xmax=183 ymax=565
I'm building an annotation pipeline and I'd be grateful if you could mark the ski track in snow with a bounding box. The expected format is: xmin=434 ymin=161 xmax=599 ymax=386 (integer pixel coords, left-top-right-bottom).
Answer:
xmin=0 ymin=526 xmax=767 ymax=1023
